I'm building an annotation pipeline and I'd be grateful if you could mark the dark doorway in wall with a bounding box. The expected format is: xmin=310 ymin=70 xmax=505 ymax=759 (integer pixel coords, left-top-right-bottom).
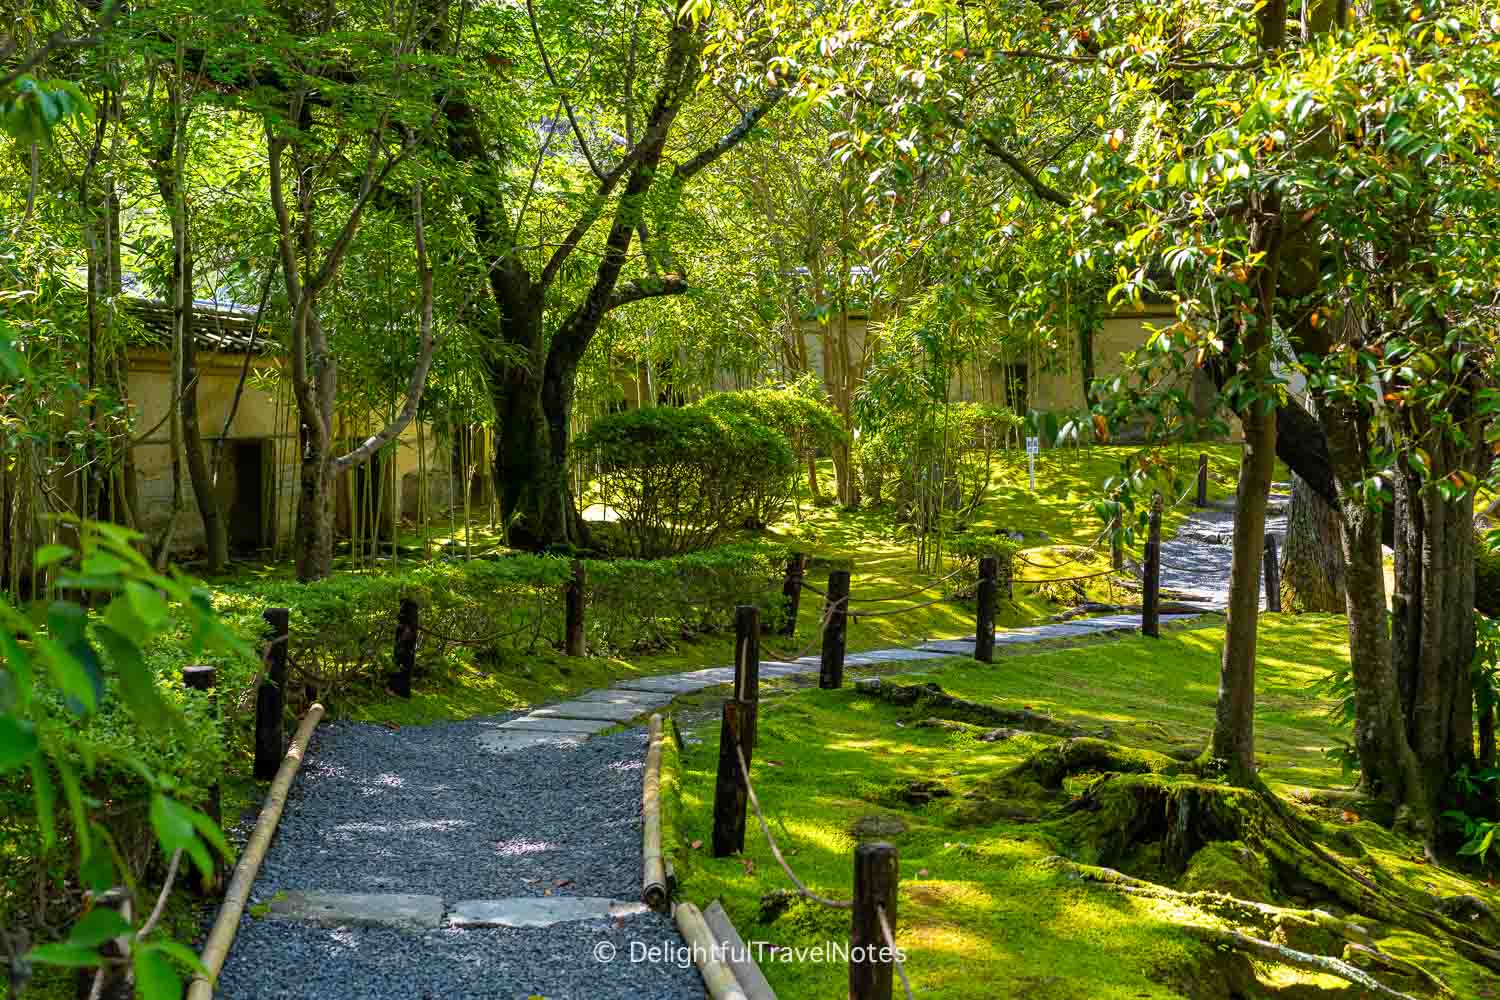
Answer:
xmin=220 ymin=439 xmax=269 ymax=553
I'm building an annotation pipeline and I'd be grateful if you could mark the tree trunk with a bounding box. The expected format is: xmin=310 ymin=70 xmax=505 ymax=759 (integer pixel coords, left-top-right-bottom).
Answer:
xmin=295 ymin=424 xmax=334 ymax=581
xmin=1321 ymin=400 xmax=1427 ymax=824
xmin=1392 ymin=451 xmax=1478 ymax=821
xmin=1212 ymin=396 xmax=1276 ymax=785
xmin=1280 ymin=473 xmax=1345 ymax=612
xmin=173 ymin=218 xmax=229 ymax=572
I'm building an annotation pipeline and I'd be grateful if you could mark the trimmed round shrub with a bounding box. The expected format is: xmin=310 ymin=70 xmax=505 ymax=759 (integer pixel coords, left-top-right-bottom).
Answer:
xmin=574 ymin=405 xmax=795 ymax=557
xmin=693 ymin=389 xmax=846 ymax=526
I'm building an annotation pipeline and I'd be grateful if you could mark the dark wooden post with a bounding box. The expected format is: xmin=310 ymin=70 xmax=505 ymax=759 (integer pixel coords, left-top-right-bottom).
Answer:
xmin=850 ymin=842 xmax=899 ymax=1000
xmin=974 ymin=555 xmax=998 ymax=663
xmin=819 ymin=569 xmax=851 ymax=689
xmin=711 ymin=700 xmax=752 ymax=856
xmin=734 ymin=605 xmax=760 ymax=751
xmin=564 ymin=559 xmax=586 ymax=656
xmin=779 ymin=552 xmax=806 ymax=637
xmin=1141 ymin=499 xmax=1162 ymax=639
xmin=1263 ymin=534 xmax=1282 ymax=613
xmin=254 ymin=607 xmax=290 ymax=780
xmin=392 ymin=598 xmax=418 ymax=698
xmin=1196 ymin=452 xmax=1209 ymax=507
xmin=1110 ymin=512 xmax=1124 ymax=571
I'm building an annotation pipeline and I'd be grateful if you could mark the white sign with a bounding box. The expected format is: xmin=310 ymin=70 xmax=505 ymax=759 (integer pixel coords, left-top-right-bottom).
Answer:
xmin=1025 ymin=437 xmax=1039 ymax=491
xmin=1025 ymin=437 xmax=1040 ymax=456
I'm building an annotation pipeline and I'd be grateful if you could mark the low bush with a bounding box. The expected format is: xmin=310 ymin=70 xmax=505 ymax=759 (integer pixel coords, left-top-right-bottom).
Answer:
xmin=574 ymin=406 xmax=795 ymax=556
xmin=944 ymin=531 xmax=1019 ymax=599
xmin=692 ymin=389 xmax=846 ymax=527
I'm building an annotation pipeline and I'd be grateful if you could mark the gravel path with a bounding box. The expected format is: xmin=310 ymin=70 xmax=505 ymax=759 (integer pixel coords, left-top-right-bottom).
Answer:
xmin=1157 ymin=491 xmax=1290 ymax=609
xmin=215 ymin=720 xmax=703 ymax=1000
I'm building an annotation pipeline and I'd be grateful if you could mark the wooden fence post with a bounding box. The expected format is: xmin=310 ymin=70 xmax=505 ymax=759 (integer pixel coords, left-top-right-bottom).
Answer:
xmin=734 ymin=605 xmax=760 ymax=751
xmin=850 ymin=842 xmax=899 ymax=1000
xmin=1263 ymin=534 xmax=1282 ymax=613
xmin=820 ymin=569 xmax=851 ymax=689
xmin=254 ymin=607 xmax=290 ymax=781
xmin=1110 ymin=512 xmax=1124 ymax=571
xmin=564 ymin=559 xmax=586 ymax=656
xmin=183 ymin=665 xmax=221 ymax=893
xmin=1141 ymin=499 xmax=1162 ymax=639
xmin=392 ymin=598 xmax=418 ymax=698
xmin=1196 ymin=453 xmax=1209 ymax=507
xmin=975 ymin=555 xmax=998 ymax=663
xmin=780 ymin=552 xmax=806 ymax=637
xmin=711 ymin=700 xmax=751 ymax=857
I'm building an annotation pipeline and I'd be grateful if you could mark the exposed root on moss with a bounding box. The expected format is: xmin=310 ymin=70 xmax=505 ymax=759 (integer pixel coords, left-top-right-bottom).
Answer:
xmin=1001 ymin=738 xmax=1500 ymax=995
xmin=1179 ymin=925 xmax=1425 ymax=1000
xmin=856 ymin=680 xmax=1094 ymax=737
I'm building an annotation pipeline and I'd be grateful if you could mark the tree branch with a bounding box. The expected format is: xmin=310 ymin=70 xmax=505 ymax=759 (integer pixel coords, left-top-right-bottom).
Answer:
xmin=674 ymin=87 xmax=785 ymax=182
xmin=977 ymin=132 xmax=1071 ymax=207
xmin=333 ymin=181 xmax=439 ymax=473
xmin=605 ymin=274 xmax=687 ymax=312
xmin=526 ymin=0 xmax=605 ymax=181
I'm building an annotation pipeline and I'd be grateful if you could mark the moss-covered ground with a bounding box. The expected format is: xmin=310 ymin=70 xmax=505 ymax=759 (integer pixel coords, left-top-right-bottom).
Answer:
xmin=664 ymin=617 xmax=1500 ymax=999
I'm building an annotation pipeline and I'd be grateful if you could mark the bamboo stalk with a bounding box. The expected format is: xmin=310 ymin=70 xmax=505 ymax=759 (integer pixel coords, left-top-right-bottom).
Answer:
xmin=187 ymin=704 xmax=324 ymax=1000
xmin=673 ymin=902 xmax=748 ymax=1000
xmin=642 ymin=713 xmax=668 ymax=909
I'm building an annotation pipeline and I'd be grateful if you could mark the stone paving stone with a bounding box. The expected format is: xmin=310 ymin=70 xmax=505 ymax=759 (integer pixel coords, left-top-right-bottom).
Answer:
xmin=529 ymin=701 xmax=646 ymax=723
xmin=447 ymin=897 xmax=650 ymax=929
xmin=573 ymin=688 xmax=675 ymax=707
xmin=476 ymin=730 xmax=588 ymax=753
xmin=499 ymin=716 xmax=615 ymax=734
xmin=612 ymin=675 xmax=718 ymax=694
xmin=267 ymin=891 xmax=445 ymax=930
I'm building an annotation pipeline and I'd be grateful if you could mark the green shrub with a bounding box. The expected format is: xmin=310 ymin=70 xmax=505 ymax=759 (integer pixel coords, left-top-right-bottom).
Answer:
xmin=574 ymin=405 xmax=795 ymax=556
xmin=693 ymin=389 xmax=846 ymax=526
xmin=944 ymin=531 xmax=1019 ymax=599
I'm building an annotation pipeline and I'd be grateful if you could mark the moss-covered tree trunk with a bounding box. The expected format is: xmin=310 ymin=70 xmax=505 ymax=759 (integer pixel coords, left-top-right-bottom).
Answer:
xmin=1280 ymin=473 xmax=1345 ymax=612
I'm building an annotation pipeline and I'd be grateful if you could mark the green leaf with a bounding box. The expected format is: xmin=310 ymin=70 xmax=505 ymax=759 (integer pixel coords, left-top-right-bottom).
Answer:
xmin=0 ymin=716 xmax=37 ymax=771
xmin=68 ymin=907 xmax=130 ymax=948
xmin=125 ymin=582 xmax=170 ymax=631
xmin=34 ymin=544 xmax=73 ymax=569
xmin=95 ymin=625 xmax=170 ymax=731
xmin=134 ymin=948 xmax=182 ymax=1000
xmin=150 ymin=795 xmax=213 ymax=877
xmin=26 ymin=942 xmax=103 ymax=968
xmin=140 ymin=939 xmax=206 ymax=976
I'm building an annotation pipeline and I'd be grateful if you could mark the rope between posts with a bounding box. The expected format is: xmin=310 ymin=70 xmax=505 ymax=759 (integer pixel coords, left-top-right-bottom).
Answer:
xmin=1012 ymin=566 xmax=1122 ymax=585
xmin=878 ymin=903 xmax=916 ymax=1000
xmin=734 ymin=742 xmax=852 ymax=910
xmin=846 ymin=592 xmax=955 ymax=621
xmin=760 ymin=600 xmax=839 ymax=663
xmin=846 ymin=566 xmax=964 ymax=604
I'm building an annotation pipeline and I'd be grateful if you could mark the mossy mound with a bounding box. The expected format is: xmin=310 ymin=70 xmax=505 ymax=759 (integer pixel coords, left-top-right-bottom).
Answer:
xmin=1179 ymin=841 xmax=1274 ymax=903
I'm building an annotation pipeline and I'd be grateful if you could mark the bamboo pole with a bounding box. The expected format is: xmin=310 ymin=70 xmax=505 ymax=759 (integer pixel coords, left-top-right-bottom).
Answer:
xmin=673 ymin=902 xmax=748 ymax=1000
xmin=188 ymin=704 xmax=324 ymax=1000
xmin=642 ymin=713 xmax=668 ymax=909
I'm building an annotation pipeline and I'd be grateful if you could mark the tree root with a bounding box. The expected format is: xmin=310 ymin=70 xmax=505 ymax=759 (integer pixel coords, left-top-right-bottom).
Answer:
xmin=1005 ymin=738 xmax=1500 ymax=995
xmin=1180 ymin=925 xmax=1425 ymax=1000
xmin=857 ymin=680 xmax=1096 ymax=737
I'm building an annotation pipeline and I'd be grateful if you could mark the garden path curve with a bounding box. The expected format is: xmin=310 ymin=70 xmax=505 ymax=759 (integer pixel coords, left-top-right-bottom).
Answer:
xmin=210 ymin=497 xmax=1264 ymax=998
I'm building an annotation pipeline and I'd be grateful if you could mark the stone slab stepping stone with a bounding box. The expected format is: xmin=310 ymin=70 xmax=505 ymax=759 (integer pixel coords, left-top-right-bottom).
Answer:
xmin=530 ymin=701 xmax=645 ymax=723
xmin=266 ymin=891 xmax=444 ymax=930
xmin=499 ymin=716 xmax=614 ymax=734
xmin=574 ymin=688 xmax=675 ymax=707
xmin=476 ymin=730 xmax=587 ymax=753
xmin=448 ymin=897 xmax=650 ymax=929
xmin=613 ymin=675 xmax=718 ymax=694
xmin=918 ymin=640 xmax=974 ymax=654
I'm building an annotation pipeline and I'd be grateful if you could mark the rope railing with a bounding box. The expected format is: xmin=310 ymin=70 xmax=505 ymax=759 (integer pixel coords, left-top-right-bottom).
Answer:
xmin=845 ymin=566 xmax=964 ymax=604
xmin=416 ymin=619 xmax=532 ymax=647
xmin=760 ymin=599 xmax=840 ymax=663
xmin=734 ymin=742 xmax=852 ymax=910
xmin=878 ymin=903 xmax=916 ymax=1000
